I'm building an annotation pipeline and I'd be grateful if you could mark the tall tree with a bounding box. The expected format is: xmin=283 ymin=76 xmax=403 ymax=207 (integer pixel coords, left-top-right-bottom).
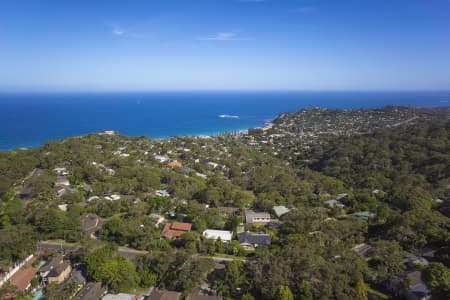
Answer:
xmin=276 ymin=285 xmax=294 ymax=300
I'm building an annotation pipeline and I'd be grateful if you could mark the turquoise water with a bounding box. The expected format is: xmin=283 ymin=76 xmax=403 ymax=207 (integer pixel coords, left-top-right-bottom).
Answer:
xmin=33 ymin=290 xmax=44 ymax=300
xmin=0 ymin=91 xmax=449 ymax=150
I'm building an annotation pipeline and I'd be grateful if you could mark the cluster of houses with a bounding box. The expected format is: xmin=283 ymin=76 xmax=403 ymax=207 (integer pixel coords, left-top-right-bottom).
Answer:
xmin=54 ymin=164 xmax=78 ymax=197
xmin=158 ymin=208 xmax=288 ymax=250
xmin=353 ymin=243 xmax=432 ymax=300
xmin=1 ymin=249 xmax=225 ymax=300
xmin=0 ymin=254 xmax=81 ymax=300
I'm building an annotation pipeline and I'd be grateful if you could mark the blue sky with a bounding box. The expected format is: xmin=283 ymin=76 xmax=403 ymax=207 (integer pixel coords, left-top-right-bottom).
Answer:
xmin=0 ymin=0 xmax=449 ymax=91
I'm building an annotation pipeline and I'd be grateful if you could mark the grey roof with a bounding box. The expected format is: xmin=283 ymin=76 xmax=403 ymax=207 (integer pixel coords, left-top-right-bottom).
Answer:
xmin=238 ymin=232 xmax=271 ymax=246
xmin=47 ymin=261 xmax=70 ymax=278
xmin=71 ymin=269 xmax=86 ymax=285
xmin=40 ymin=256 xmax=63 ymax=273
xmin=245 ymin=210 xmax=270 ymax=223
xmin=148 ymin=289 xmax=181 ymax=300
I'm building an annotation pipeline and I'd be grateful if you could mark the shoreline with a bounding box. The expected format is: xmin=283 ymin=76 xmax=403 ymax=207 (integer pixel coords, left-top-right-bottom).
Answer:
xmin=0 ymin=124 xmax=259 ymax=152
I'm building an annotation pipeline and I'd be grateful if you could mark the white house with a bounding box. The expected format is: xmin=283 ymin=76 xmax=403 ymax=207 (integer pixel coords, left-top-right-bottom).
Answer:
xmin=203 ymin=229 xmax=233 ymax=243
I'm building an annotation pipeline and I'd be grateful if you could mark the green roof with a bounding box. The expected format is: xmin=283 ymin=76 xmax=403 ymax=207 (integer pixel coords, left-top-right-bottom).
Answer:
xmin=273 ymin=205 xmax=291 ymax=217
xmin=351 ymin=211 xmax=375 ymax=220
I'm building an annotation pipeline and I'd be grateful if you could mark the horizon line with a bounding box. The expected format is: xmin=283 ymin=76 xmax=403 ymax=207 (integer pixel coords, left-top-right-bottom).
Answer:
xmin=1 ymin=89 xmax=450 ymax=94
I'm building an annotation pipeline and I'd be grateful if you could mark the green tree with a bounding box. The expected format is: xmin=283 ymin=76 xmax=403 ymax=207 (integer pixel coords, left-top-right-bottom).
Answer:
xmin=300 ymin=280 xmax=313 ymax=300
xmin=369 ymin=240 xmax=405 ymax=282
xmin=215 ymin=260 xmax=248 ymax=298
xmin=94 ymin=256 xmax=137 ymax=292
xmin=355 ymin=277 xmax=368 ymax=300
xmin=241 ymin=294 xmax=255 ymax=300
xmin=276 ymin=285 xmax=294 ymax=300
xmin=422 ymin=263 xmax=450 ymax=299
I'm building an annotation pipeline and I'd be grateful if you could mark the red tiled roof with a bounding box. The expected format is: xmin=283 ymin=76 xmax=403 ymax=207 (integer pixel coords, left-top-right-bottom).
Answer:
xmin=170 ymin=222 xmax=192 ymax=231
xmin=161 ymin=222 xmax=192 ymax=239
xmin=167 ymin=161 xmax=182 ymax=168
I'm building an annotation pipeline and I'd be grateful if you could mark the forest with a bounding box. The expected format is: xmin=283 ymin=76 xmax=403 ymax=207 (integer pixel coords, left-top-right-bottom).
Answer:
xmin=0 ymin=117 xmax=449 ymax=300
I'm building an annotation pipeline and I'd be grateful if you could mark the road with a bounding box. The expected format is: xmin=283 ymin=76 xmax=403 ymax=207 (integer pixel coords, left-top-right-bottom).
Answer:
xmin=37 ymin=241 xmax=148 ymax=259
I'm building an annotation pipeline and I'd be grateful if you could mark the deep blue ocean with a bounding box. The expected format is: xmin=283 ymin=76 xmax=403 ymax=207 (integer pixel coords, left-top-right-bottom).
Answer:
xmin=0 ymin=91 xmax=449 ymax=150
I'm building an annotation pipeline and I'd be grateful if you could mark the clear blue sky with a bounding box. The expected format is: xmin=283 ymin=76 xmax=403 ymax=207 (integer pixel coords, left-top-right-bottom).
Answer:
xmin=0 ymin=0 xmax=449 ymax=91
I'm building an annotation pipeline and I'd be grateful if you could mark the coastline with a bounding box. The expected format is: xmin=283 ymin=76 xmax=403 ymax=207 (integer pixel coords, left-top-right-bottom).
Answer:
xmin=0 ymin=124 xmax=259 ymax=152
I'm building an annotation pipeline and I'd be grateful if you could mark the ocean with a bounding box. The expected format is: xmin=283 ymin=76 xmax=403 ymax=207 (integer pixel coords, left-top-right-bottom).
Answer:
xmin=0 ymin=91 xmax=449 ymax=150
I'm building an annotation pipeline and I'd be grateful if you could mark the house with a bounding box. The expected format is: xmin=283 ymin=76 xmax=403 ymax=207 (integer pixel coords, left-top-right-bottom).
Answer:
xmin=56 ymin=186 xmax=78 ymax=197
xmin=273 ymin=205 xmax=290 ymax=218
xmin=350 ymin=211 xmax=375 ymax=221
xmin=405 ymin=271 xmax=431 ymax=300
xmin=74 ymin=282 xmax=107 ymax=300
xmin=324 ymin=199 xmax=345 ymax=208
xmin=203 ymin=230 xmax=233 ymax=243
xmin=352 ymin=243 xmax=372 ymax=258
xmin=217 ymin=206 xmax=239 ymax=216
xmin=55 ymin=176 xmax=70 ymax=187
xmin=102 ymin=293 xmax=137 ymax=300
xmin=40 ymin=256 xmax=71 ymax=284
xmin=185 ymin=294 xmax=222 ymax=300
xmin=161 ymin=222 xmax=192 ymax=239
xmin=336 ymin=193 xmax=348 ymax=200
xmin=105 ymin=194 xmax=121 ymax=201
xmin=80 ymin=213 xmax=105 ymax=237
xmin=148 ymin=289 xmax=181 ymax=300
xmin=245 ymin=210 xmax=271 ymax=224
xmin=403 ymin=254 xmax=429 ymax=269
xmin=238 ymin=232 xmax=271 ymax=250
xmin=54 ymin=167 xmax=69 ymax=176
xmin=58 ymin=204 xmax=68 ymax=212
xmin=154 ymin=155 xmax=170 ymax=163
xmin=70 ymin=268 xmax=87 ymax=290
xmin=167 ymin=161 xmax=182 ymax=168
xmin=155 ymin=189 xmax=170 ymax=197
xmin=387 ymin=270 xmax=431 ymax=300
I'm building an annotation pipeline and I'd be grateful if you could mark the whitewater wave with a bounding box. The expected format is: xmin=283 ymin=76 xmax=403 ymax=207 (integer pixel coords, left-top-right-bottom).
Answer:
xmin=218 ymin=114 xmax=239 ymax=119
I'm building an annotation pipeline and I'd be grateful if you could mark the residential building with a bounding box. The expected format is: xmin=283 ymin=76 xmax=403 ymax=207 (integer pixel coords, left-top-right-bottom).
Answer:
xmin=324 ymin=199 xmax=345 ymax=208
xmin=203 ymin=230 xmax=233 ymax=243
xmin=350 ymin=211 xmax=375 ymax=221
xmin=155 ymin=189 xmax=170 ymax=197
xmin=217 ymin=207 xmax=239 ymax=216
xmin=148 ymin=289 xmax=181 ymax=300
xmin=386 ymin=270 xmax=431 ymax=300
xmin=238 ymin=232 xmax=271 ymax=250
xmin=405 ymin=271 xmax=431 ymax=300
xmin=102 ymin=293 xmax=137 ymax=300
xmin=40 ymin=256 xmax=71 ymax=284
xmin=167 ymin=161 xmax=182 ymax=168
xmin=273 ymin=205 xmax=290 ymax=218
xmin=245 ymin=210 xmax=271 ymax=224
xmin=161 ymin=222 xmax=192 ymax=239
xmin=185 ymin=294 xmax=222 ymax=300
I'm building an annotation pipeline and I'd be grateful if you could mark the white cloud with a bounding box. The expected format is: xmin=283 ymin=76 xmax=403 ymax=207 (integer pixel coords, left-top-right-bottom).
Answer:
xmin=107 ymin=23 xmax=144 ymax=39
xmin=197 ymin=32 xmax=241 ymax=41
xmin=112 ymin=26 xmax=126 ymax=36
